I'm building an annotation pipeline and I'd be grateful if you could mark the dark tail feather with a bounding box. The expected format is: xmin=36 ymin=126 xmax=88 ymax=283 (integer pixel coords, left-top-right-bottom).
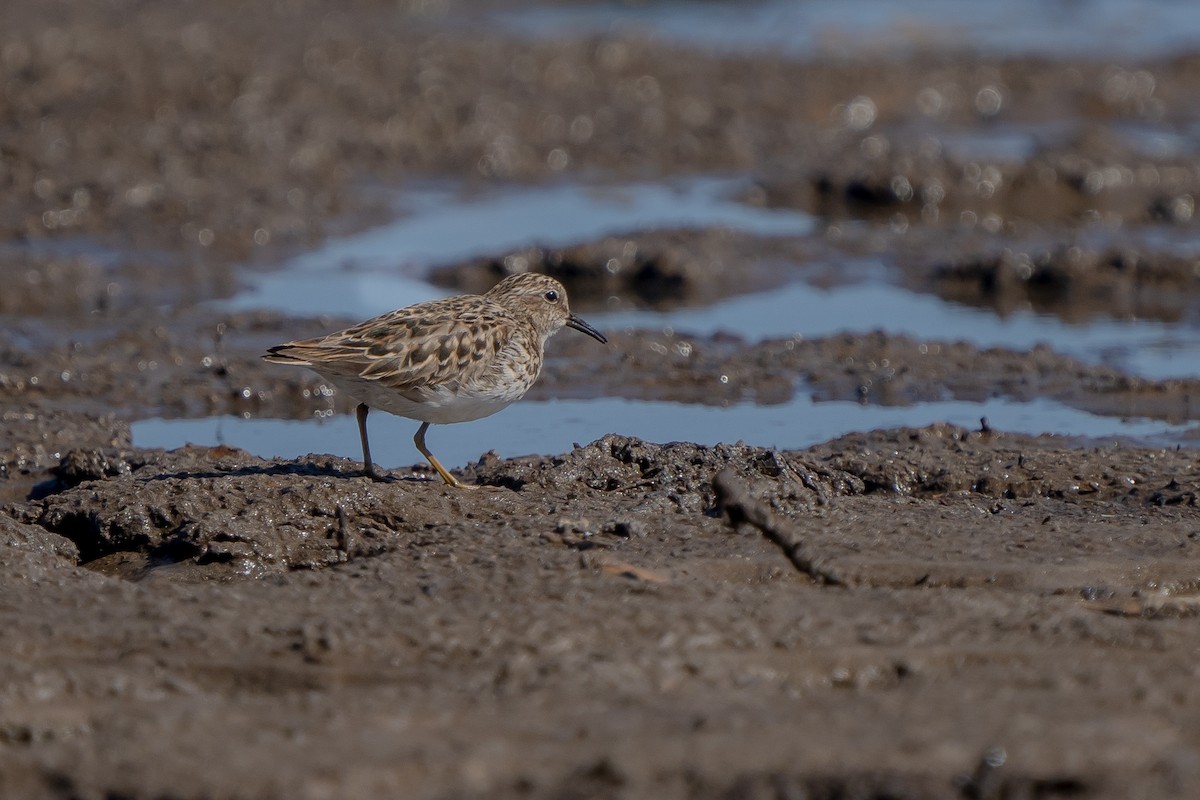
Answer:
xmin=262 ymin=345 xmax=308 ymax=364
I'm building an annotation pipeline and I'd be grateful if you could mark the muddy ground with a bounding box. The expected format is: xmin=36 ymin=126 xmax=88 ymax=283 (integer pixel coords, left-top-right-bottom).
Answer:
xmin=4 ymin=1 xmax=1200 ymax=798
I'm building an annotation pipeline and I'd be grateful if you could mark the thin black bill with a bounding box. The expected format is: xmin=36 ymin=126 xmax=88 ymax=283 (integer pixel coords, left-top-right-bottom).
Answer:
xmin=566 ymin=315 xmax=608 ymax=344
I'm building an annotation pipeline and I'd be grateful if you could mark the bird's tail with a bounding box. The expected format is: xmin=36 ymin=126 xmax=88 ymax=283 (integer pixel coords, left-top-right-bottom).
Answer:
xmin=262 ymin=345 xmax=312 ymax=365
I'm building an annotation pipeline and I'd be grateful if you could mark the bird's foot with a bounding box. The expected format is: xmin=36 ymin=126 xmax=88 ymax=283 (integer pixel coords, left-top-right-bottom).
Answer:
xmin=363 ymin=465 xmax=396 ymax=483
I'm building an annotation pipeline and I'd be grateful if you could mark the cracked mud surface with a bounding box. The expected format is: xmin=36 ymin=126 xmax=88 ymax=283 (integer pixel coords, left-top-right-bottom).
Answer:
xmin=4 ymin=1 xmax=1200 ymax=798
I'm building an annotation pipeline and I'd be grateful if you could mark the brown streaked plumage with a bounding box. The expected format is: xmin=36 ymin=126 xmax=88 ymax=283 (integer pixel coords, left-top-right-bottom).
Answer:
xmin=264 ymin=272 xmax=607 ymax=487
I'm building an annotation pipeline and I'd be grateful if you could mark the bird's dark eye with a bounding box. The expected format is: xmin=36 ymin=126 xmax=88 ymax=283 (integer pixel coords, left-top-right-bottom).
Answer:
xmin=544 ymin=289 xmax=559 ymax=303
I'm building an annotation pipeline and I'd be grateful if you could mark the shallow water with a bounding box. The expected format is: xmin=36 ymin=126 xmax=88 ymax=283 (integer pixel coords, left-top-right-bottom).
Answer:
xmin=226 ymin=177 xmax=1200 ymax=381
xmin=599 ymin=281 xmax=1200 ymax=381
xmin=480 ymin=0 xmax=1200 ymax=59
xmin=133 ymin=395 xmax=1199 ymax=472
xmin=228 ymin=177 xmax=814 ymax=317
xmin=192 ymin=173 xmax=1200 ymax=462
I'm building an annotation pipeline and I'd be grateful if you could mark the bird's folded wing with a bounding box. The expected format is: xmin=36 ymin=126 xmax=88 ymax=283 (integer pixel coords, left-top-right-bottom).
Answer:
xmin=267 ymin=307 xmax=514 ymax=391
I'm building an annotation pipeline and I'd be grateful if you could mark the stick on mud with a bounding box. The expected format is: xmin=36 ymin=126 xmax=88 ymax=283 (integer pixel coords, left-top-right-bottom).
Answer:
xmin=713 ymin=469 xmax=848 ymax=587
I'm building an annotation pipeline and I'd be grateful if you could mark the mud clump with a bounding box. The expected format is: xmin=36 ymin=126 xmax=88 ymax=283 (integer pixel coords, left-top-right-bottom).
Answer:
xmin=26 ymin=447 xmax=423 ymax=571
xmin=18 ymin=428 xmax=1199 ymax=581
xmin=430 ymin=229 xmax=807 ymax=311
xmin=920 ymin=244 xmax=1200 ymax=323
xmin=770 ymin=132 xmax=1200 ymax=231
xmin=543 ymin=329 xmax=1200 ymax=422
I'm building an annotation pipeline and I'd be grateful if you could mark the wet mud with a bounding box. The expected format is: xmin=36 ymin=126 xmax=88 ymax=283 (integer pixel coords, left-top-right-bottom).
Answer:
xmin=5 ymin=0 xmax=1200 ymax=798
xmin=6 ymin=427 xmax=1200 ymax=799
xmin=429 ymin=228 xmax=815 ymax=312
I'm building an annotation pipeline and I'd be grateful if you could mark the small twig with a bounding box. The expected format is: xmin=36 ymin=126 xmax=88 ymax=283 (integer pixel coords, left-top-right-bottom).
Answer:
xmin=713 ymin=469 xmax=847 ymax=587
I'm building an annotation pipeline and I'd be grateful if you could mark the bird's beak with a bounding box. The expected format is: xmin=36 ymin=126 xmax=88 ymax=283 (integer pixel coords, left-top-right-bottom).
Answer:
xmin=567 ymin=314 xmax=608 ymax=344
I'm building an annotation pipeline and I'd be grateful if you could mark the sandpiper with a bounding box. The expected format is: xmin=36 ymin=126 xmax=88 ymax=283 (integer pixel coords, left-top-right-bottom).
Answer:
xmin=264 ymin=272 xmax=607 ymax=486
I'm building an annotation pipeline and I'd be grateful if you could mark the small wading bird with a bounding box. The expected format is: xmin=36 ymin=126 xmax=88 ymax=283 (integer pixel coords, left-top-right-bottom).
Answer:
xmin=264 ymin=272 xmax=608 ymax=487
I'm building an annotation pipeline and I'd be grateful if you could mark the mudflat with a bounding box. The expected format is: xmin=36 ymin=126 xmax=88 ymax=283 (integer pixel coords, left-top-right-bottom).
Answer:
xmin=3 ymin=2 xmax=1200 ymax=798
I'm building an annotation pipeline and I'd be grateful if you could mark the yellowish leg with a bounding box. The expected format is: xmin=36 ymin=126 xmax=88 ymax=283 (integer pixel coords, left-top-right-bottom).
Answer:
xmin=414 ymin=421 xmax=465 ymax=488
xmin=356 ymin=403 xmax=383 ymax=480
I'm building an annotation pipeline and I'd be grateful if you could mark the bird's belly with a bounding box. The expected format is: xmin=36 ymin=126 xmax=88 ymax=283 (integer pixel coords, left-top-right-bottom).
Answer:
xmin=324 ymin=374 xmax=525 ymax=424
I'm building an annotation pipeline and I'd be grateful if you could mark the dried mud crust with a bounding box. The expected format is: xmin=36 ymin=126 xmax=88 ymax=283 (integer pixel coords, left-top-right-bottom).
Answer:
xmin=4 ymin=426 xmax=1200 ymax=799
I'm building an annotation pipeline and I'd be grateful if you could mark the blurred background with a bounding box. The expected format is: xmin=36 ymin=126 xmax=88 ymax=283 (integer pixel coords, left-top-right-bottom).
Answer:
xmin=5 ymin=0 xmax=1200 ymax=469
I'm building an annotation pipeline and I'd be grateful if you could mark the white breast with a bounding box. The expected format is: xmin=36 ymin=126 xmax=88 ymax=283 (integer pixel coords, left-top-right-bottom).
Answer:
xmin=312 ymin=331 xmax=544 ymax=425
xmin=320 ymin=374 xmax=524 ymax=424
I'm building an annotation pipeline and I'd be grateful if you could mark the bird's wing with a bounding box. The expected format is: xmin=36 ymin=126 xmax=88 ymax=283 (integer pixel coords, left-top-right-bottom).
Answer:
xmin=264 ymin=299 xmax=515 ymax=391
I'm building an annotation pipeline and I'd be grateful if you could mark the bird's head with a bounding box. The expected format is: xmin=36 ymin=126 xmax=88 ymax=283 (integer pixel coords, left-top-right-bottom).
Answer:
xmin=486 ymin=272 xmax=607 ymax=344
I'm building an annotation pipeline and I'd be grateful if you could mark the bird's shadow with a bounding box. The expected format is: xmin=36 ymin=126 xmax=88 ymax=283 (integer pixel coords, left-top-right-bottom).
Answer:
xmin=135 ymin=461 xmax=441 ymax=484
xmin=30 ymin=461 xmax=445 ymax=500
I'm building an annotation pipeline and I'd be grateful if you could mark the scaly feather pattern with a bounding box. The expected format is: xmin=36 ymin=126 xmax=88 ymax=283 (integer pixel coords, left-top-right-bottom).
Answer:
xmin=263 ymin=272 xmax=608 ymax=486
xmin=265 ymin=296 xmax=520 ymax=394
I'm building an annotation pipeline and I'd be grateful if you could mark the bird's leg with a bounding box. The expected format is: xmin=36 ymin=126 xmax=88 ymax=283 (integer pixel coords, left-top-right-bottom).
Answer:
xmin=356 ymin=403 xmax=385 ymax=480
xmin=413 ymin=421 xmax=465 ymax=488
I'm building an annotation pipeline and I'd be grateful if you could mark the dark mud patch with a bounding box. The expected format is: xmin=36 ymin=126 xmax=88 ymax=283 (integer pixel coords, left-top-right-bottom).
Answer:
xmin=17 ymin=426 xmax=1200 ymax=585
xmin=0 ymin=410 xmax=128 ymax=505
xmin=894 ymin=235 xmax=1200 ymax=324
xmin=760 ymin=126 xmax=1200 ymax=231
xmin=428 ymin=228 xmax=816 ymax=312
xmin=545 ymin=329 xmax=1200 ymax=421
xmin=25 ymin=446 xmax=451 ymax=573
xmin=11 ymin=306 xmax=1199 ymax=426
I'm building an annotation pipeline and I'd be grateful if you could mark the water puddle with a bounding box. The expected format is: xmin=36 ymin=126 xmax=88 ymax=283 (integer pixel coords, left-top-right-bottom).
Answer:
xmin=207 ymin=173 xmax=1200 ymax=462
xmin=935 ymin=128 xmax=1044 ymax=164
xmin=226 ymin=175 xmax=1200 ymax=380
xmin=597 ymin=280 xmax=1200 ymax=381
xmin=0 ymin=236 xmax=140 ymax=268
xmin=133 ymin=395 xmax=1199 ymax=473
xmin=1111 ymin=122 xmax=1200 ymax=160
xmin=228 ymin=177 xmax=814 ymax=318
xmin=479 ymin=0 xmax=1200 ymax=59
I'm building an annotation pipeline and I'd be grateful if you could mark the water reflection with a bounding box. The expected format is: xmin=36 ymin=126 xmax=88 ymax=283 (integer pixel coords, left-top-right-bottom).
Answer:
xmin=134 ymin=395 xmax=1199 ymax=472
xmin=224 ymin=176 xmax=1200 ymax=381
xmin=227 ymin=177 xmax=814 ymax=317
xmin=211 ymin=173 xmax=1200 ymax=460
xmin=596 ymin=280 xmax=1200 ymax=380
xmin=482 ymin=0 xmax=1200 ymax=59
